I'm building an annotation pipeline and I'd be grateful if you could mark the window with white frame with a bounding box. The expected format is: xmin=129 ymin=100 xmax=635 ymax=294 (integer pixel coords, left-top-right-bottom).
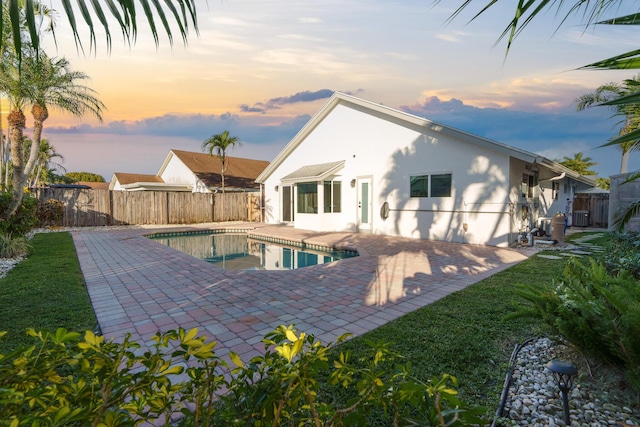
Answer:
xmin=323 ymin=180 xmax=341 ymax=213
xmin=297 ymin=182 xmax=318 ymax=213
xmin=410 ymin=173 xmax=452 ymax=197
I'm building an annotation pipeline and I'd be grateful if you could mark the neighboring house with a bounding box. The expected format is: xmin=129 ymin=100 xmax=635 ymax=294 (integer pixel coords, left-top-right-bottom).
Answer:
xmin=77 ymin=181 xmax=110 ymax=190
xmin=157 ymin=149 xmax=269 ymax=193
xmin=108 ymin=173 xmax=187 ymax=192
xmin=109 ymin=150 xmax=270 ymax=193
xmin=256 ymin=92 xmax=596 ymax=247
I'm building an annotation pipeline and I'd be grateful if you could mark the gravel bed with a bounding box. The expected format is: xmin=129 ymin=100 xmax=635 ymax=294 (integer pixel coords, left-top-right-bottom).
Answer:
xmin=503 ymin=337 xmax=639 ymax=427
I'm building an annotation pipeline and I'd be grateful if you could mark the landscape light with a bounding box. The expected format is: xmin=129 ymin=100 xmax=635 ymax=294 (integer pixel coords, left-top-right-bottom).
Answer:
xmin=546 ymin=360 xmax=578 ymax=425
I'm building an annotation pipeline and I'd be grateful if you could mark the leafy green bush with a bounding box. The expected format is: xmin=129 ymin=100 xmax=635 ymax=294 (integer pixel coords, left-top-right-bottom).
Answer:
xmin=0 ymin=192 xmax=39 ymax=236
xmin=0 ymin=325 xmax=485 ymax=426
xmin=603 ymin=231 xmax=640 ymax=279
xmin=0 ymin=234 xmax=30 ymax=258
xmin=36 ymin=199 xmax=65 ymax=226
xmin=508 ymin=258 xmax=640 ymax=392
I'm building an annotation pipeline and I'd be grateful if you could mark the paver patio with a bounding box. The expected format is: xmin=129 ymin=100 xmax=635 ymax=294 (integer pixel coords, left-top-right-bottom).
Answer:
xmin=72 ymin=223 xmax=534 ymax=362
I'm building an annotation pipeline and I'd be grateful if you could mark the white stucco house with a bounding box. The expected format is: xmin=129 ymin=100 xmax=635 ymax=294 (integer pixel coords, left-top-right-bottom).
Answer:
xmin=109 ymin=149 xmax=269 ymax=193
xmin=256 ymin=92 xmax=596 ymax=247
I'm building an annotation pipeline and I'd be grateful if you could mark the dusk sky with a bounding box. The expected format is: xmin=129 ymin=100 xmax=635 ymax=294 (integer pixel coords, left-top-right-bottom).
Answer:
xmin=19 ymin=0 xmax=640 ymax=181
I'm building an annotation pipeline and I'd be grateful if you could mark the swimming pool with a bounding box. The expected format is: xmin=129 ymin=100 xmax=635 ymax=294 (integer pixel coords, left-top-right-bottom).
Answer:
xmin=148 ymin=232 xmax=358 ymax=271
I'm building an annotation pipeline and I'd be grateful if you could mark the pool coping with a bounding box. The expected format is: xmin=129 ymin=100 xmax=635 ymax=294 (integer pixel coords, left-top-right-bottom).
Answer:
xmin=145 ymin=228 xmax=360 ymax=258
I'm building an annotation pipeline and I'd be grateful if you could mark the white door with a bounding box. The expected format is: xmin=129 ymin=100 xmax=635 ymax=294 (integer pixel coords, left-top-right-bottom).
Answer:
xmin=357 ymin=177 xmax=373 ymax=231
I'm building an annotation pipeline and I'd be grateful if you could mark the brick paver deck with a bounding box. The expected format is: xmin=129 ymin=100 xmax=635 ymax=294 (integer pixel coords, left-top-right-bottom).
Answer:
xmin=72 ymin=223 xmax=533 ymax=362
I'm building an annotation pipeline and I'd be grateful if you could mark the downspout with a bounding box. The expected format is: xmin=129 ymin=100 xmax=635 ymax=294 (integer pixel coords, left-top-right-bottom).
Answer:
xmin=260 ymin=183 xmax=265 ymax=223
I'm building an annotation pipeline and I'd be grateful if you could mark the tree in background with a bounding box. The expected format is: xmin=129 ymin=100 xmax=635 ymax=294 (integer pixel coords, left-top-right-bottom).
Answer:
xmin=65 ymin=172 xmax=105 ymax=183
xmin=575 ymin=75 xmax=640 ymax=174
xmin=557 ymin=152 xmax=598 ymax=176
xmin=201 ymin=130 xmax=242 ymax=194
xmin=596 ymin=177 xmax=611 ymax=191
xmin=26 ymin=139 xmax=65 ymax=187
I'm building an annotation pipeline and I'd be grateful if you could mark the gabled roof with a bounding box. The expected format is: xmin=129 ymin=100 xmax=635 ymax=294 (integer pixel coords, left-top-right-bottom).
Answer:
xmin=256 ymin=92 xmax=596 ymax=187
xmin=113 ymin=173 xmax=164 ymax=185
xmin=163 ymin=149 xmax=270 ymax=190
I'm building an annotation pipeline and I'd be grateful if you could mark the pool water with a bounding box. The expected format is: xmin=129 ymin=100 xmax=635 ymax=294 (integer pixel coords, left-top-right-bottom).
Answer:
xmin=149 ymin=232 xmax=358 ymax=271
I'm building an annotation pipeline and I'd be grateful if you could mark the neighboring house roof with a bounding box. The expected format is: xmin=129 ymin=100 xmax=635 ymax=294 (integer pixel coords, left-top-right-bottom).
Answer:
xmin=167 ymin=149 xmax=270 ymax=190
xmin=256 ymin=92 xmax=596 ymax=187
xmin=577 ymin=187 xmax=609 ymax=194
xmin=49 ymin=184 xmax=92 ymax=189
xmin=113 ymin=173 xmax=165 ymax=185
xmin=77 ymin=181 xmax=110 ymax=190
xmin=109 ymin=173 xmax=190 ymax=192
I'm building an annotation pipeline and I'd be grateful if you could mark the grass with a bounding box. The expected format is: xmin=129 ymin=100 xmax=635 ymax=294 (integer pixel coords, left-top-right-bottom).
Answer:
xmin=1 ymin=230 xmax=635 ymax=422
xmin=0 ymin=232 xmax=97 ymax=353
xmin=316 ymin=250 xmax=566 ymax=423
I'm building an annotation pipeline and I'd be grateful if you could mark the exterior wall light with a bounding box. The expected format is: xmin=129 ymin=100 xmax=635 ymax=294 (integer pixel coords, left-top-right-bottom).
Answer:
xmin=350 ymin=179 xmax=356 ymax=187
xmin=274 ymin=185 xmax=279 ymax=192
xmin=546 ymin=360 xmax=578 ymax=425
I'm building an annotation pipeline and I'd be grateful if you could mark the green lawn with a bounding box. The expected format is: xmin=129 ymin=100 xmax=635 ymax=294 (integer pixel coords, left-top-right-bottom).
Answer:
xmin=0 ymin=232 xmax=97 ymax=353
xmin=316 ymin=250 xmax=566 ymax=422
xmin=1 ymin=230 xmax=624 ymax=420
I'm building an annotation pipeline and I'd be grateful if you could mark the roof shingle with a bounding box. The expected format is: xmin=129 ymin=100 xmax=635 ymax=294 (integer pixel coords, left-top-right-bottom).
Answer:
xmin=171 ymin=149 xmax=269 ymax=189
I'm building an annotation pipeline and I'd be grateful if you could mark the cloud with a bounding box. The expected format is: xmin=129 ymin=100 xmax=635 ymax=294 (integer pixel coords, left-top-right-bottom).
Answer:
xmin=297 ymin=17 xmax=323 ymax=24
xmin=420 ymin=76 xmax=601 ymax=113
xmin=43 ymin=93 xmax=638 ymax=181
xmin=46 ymin=112 xmax=310 ymax=146
xmin=400 ymin=96 xmax=639 ymax=178
xmin=240 ymin=89 xmax=335 ymax=113
xmin=435 ymin=30 xmax=470 ymax=43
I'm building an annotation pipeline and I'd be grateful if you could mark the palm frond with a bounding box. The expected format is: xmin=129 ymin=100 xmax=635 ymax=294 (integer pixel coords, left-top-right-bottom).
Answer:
xmin=601 ymin=128 xmax=640 ymax=149
xmin=600 ymin=90 xmax=640 ymax=106
xmin=1 ymin=0 xmax=198 ymax=55
xmin=440 ymin=1 xmax=626 ymax=53
xmin=621 ymin=171 xmax=640 ymax=184
xmin=612 ymin=199 xmax=640 ymax=232
xmin=596 ymin=13 xmax=640 ymax=25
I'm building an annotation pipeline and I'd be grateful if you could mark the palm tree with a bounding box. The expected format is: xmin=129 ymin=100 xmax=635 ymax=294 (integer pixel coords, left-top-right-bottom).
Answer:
xmin=0 ymin=52 xmax=105 ymax=218
xmin=201 ymin=130 xmax=242 ymax=193
xmin=557 ymin=152 xmax=598 ymax=176
xmin=24 ymin=138 xmax=65 ymax=186
xmin=575 ymin=75 xmax=640 ymax=174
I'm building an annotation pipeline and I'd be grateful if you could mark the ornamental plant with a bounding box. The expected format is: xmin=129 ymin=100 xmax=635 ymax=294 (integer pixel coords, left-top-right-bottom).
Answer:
xmin=506 ymin=258 xmax=640 ymax=392
xmin=0 ymin=325 xmax=486 ymax=426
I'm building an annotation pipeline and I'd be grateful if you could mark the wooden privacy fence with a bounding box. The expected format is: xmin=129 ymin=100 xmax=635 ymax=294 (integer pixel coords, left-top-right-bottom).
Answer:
xmin=34 ymin=188 xmax=261 ymax=227
xmin=573 ymin=193 xmax=609 ymax=228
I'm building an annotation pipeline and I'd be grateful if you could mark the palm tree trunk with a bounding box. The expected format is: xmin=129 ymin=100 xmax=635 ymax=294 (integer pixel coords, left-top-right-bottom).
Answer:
xmin=221 ymin=156 xmax=227 ymax=194
xmin=4 ymin=109 xmax=27 ymax=219
xmin=0 ymin=97 xmax=4 ymax=192
xmin=620 ymin=150 xmax=630 ymax=174
xmin=24 ymin=104 xmax=48 ymax=181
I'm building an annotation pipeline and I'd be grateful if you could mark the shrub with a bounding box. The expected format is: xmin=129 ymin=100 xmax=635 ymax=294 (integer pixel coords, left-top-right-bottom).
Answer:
xmin=0 ymin=234 xmax=30 ymax=258
xmin=36 ymin=199 xmax=65 ymax=226
xmin=603 ymin=231 xmax=640 ymax=279
xmin=0 ymin=325 xmax=485 ymax=426
xmin=0 ymin=192 xmax=39 ymax=236
xmin=507 ymin=258 xmax=640 ymax=392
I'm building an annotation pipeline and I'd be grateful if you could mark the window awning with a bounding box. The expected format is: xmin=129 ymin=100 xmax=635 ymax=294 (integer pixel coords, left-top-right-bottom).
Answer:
xmin=281 ymin=160 xmax=345 ymax=184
